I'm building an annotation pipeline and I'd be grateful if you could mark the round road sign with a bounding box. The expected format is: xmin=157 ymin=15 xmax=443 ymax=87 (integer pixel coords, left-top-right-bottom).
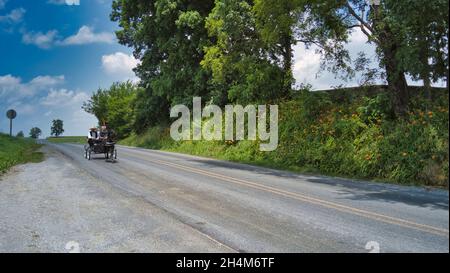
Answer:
xmin=6 ymin=109 xmax=17 ymax=120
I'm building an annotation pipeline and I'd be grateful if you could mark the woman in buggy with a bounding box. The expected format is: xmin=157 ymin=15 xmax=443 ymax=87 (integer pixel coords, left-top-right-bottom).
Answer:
xmin=85 ymin=123 xmax=117 ymax=161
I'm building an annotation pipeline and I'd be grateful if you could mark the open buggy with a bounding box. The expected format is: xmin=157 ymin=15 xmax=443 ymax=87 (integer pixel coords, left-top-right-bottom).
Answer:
xmin=84 ymin=132 xmax=117 ymax=162
xmin=84 ymin=139 xmax=117 ymax=162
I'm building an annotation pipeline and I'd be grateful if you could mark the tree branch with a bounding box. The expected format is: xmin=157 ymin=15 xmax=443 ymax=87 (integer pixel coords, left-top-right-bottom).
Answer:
xmin=344 ymin=2 xmax=374 ymax=34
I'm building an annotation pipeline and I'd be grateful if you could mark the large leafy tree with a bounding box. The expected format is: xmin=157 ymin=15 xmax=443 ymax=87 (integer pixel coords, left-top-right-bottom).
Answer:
xmin=82 ymin=88 xmax=109 ymax=125
xmin=29 ymin=127 xmax=42 ymax=139
xmin=111 ymin=0 xmax=215 ymax=110
xmin=51 ymin=119 xmax=64 ymax=137
xmin=389 ymin=0 xmax=449 ymax=93
xmin=202 ymin=0 xmax=285 ymax=104
xmin=325 ymin=0 xmax=410 ymax=115
xmin=83 ymin=81 xmax=139 ymax=138
xmin=203 ymin=0 xmax=351 ymax=104
xmin=330 ymin=0 xmax=449 ymax=115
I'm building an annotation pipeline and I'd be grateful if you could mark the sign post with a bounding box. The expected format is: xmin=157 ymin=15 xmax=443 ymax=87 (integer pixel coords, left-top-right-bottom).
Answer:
xmin=6 ymin=109 xmax=17 ymax=136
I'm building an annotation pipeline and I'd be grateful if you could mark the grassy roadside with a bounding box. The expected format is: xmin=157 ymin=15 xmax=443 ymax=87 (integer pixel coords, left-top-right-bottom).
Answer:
xmin=120 ymin=88 xmax=449 ymax=188
xmin=0 ymin=134 xmax=44 ymax=174
xmin=46 ymin=136 xmax=86 ymax=144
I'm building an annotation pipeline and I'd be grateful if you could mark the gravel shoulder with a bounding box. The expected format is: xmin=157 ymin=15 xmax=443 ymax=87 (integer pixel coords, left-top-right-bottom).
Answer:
xmin=0 ymin=146 xmax=231 ymax=253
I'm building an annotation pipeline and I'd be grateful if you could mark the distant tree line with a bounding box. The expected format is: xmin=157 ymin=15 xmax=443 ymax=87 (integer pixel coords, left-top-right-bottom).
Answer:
xmin=84 ymin=0 xmax=449 ymax=137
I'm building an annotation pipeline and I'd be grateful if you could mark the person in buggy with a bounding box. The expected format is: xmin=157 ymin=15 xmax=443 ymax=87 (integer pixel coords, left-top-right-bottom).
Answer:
xmin=85 ymin=123 xmax=117 ymax=161
xmin=87 ymin=126 xmax=99 ymax=148
xmin=99 ymin=123 xmax=116 ymax=143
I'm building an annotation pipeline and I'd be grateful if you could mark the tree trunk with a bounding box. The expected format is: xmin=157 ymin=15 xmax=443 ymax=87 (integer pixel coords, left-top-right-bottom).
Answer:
xmin=419 ymin=45 xmax=432 ymax=101
xmin=282 ymin=34 xmax=293 ymax=98
xmin=383 ymin=48 xmax=409 ymax=116
xmin=377 ymin=24 xmax=409 ymax=117
xmin=423 ymin=75 xmax=432 ymax=101
xmin=371 ymin=5 xmax=409 ymax=117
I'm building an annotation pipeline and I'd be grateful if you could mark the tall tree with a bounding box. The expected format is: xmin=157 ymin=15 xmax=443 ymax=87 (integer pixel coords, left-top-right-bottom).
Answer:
xmin=83 ymin=82 xmax=140 ymax=138
xmin=203 ymin=0 xmax=350 ymax=103
xmin=328 ymin=0 xmax=409 ymax=115
xmin=29 ymin=127 xmax=42 ymax=139
xmin=111 ymin=0 xmax=215 ymax=110
xmin=331 ymin=0 xmax=448 ymax=115
xmin=82 ymin=88 xmax=109 ymax=125
xmin=51 ymin=119 xmax=64 ymax=137
xmin=202 ymin=0 xmax=285 ymax=104
xmin=388 ymin=0 xmax=449 ymax=95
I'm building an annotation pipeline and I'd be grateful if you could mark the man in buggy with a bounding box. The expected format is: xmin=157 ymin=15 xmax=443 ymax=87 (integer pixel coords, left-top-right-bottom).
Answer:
xmin=87 ymin=126 xmax=99 ymax=148
xmin=99 ymin=123 xmax=116 ymax=143
xmin=85 ymin=123 xmax=117 ymax=161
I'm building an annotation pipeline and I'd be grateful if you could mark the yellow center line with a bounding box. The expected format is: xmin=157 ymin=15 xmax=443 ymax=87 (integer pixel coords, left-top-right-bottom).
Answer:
xmin=123 ymin=148 xmax=449 ymax=237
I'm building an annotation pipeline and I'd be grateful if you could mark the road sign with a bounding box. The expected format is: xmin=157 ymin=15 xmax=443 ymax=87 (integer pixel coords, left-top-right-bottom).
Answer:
xmin=6 ymin=109 xmax=17 ymax=136
xmin=6 ymin=109 xmax=17 ymax=120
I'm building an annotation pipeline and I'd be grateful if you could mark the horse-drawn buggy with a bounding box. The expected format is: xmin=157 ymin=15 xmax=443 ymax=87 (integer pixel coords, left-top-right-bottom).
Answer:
xmin=84 ymin=140 xmax=117 ymax=161
xmin=85 ymin=125 xmax=118 ymax=162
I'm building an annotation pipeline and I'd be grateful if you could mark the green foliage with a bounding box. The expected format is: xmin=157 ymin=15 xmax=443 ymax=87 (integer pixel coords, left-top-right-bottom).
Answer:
xmin=83 ymin=81 xmax=139 ymax=139
xmin=357 ymin=93 xmax=393 ymax=124
xmin=121 ymin=88 xmax=449 ymax=187
xmin=107 ymin=1 xmax=449 ymax=187
xmin=387 ymin=0 xmax=449 ymax=86
xmin=0 ymin=134 xmax=44 ymax=174
xmin=16 ymin=131 xmax=24 ymax=138
xmin=82 ymin=89 xmax=109 ymax=124
xmin=111 ymin=0 xmax=214 ymax=110
xmin=51 ymin=119 xmax=64 ymax=137
xmin=29 ymin=127 xmax=42 ymax=139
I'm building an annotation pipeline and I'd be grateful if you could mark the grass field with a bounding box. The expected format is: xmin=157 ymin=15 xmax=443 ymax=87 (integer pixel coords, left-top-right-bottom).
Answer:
xmin=46 ymin=136 xmax=86 ymax=144
xmin=0 ymin=134 xmax=44 ymax=174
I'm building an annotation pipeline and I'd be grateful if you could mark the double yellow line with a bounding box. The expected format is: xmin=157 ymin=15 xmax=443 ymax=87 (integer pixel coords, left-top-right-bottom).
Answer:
xmin=126 ymin=149 xmax=449 ymax=238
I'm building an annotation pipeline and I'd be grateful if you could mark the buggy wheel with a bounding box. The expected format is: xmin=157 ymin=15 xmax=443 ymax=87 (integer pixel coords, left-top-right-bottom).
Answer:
xmin=87 ymin=150 xmax=91 ymax=160
xmin=114 ymin=149 xmax=117 ymax=160
xmin=108 ymin=148 xmax=115 ymax=162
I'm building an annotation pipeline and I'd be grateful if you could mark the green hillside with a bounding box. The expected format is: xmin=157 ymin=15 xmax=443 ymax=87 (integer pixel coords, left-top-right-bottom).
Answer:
xmin=0 ymin=134 xmax=44 ymax=174
xmin=120 ymin=87 xmax=449 ymax=188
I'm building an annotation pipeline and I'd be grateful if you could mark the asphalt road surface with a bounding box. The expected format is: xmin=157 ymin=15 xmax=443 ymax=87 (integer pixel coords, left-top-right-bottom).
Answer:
xmin=0 ymin=143 xmax=448 ymax=253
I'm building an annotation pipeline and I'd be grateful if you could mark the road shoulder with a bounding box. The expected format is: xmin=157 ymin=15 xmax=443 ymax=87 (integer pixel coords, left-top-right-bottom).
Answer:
xmin=0 ymin=146 xmax=232 ymax=253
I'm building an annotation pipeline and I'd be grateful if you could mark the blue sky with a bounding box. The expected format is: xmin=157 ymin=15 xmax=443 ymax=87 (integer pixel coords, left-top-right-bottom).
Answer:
xmin=0 ymin=0 xmax=437 ymax=138
xmin=0 ymin=0 xmax=138 ymax=137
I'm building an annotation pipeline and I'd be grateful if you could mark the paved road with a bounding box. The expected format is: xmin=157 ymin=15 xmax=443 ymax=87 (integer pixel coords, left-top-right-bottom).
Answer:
xmin=1 ymin=143 xmax=449 ymax=252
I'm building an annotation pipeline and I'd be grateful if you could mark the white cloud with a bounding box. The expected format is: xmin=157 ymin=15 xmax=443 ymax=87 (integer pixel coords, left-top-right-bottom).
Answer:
xmin=0 ymin=74 xmax=96 ymax=137
xmin=41 ymin=88 xmax=89 ymax=107
xmin=102 ymin=52 xmax=140 ymax=82
xmin=57 ymin=25 xmax=114 ymax=46
xmin=0 ymin=74 xmax=64 ymax=100
xmin=30 ymin=75 xmax=65 ymax=87
xmin=22 ymin=25 xmax=115 ymax=48
xmin=22 ymin=30 xmax=58 ymax=49
xmin=6 ymin=101 xmax=36 ymax=115
xmin=293 ymin=29 xmax=380 ymax=90
xmin=47 ymin=0 xmax=80 ymax=6
xmin=0 ymin=8 xmax=25 ymax=23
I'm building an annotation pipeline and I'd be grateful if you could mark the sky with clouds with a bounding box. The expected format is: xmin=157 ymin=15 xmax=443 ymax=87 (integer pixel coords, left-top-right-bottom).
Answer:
xmin=0 ymin=0 xmax=435 ymax=137
xmin=0 ymin=0 xmax=139 ymax=137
